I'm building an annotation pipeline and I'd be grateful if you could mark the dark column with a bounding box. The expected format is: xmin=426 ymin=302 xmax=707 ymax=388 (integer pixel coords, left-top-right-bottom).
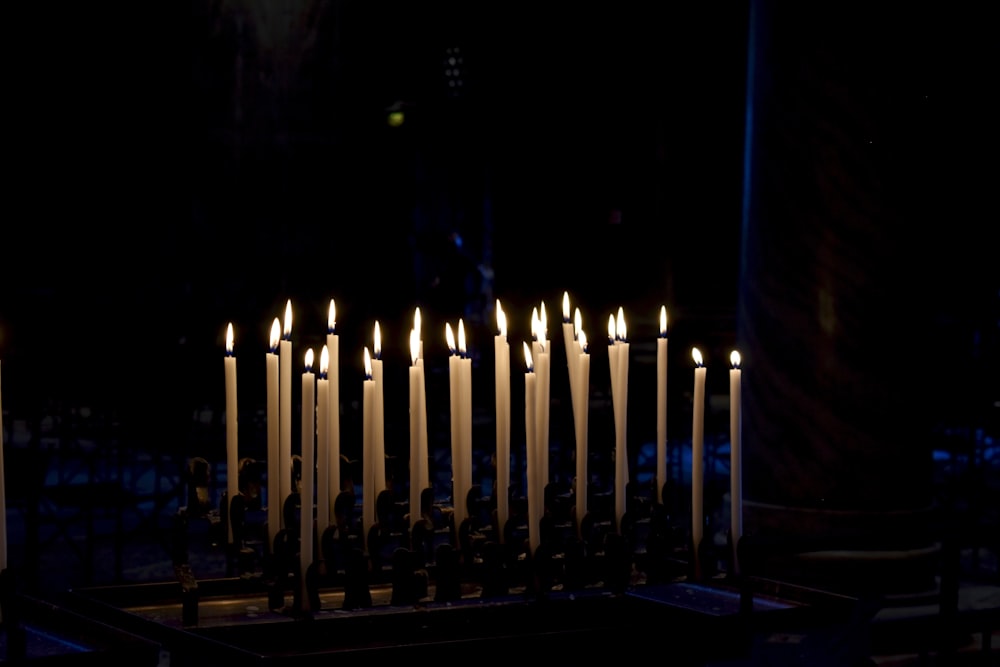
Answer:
xmin=736 ymin=2 xmax=963 ymax=595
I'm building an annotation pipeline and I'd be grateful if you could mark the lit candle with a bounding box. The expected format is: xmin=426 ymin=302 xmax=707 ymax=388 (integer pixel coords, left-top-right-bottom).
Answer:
xmin=523 ymin=342 xmax=540 ymax=557
xmin=300 ymin=348 xmax=316 ymax=609
xmin=535 ymin=302 xmax=550 ymax=490
xmin=446 ymin=322 xmax=461 ymax=521
xmin=224 ymin=322 xmax=238 ymax=545
xmin=562 ymin=292 xmax=579 ymax=426
xmin=729 ymin=350 xmax=743 ymax=575
xmin=362 ymin=347 xmax=375 ymax=549
xmin=691 ymin=347 xmax=707 ymax=574
xmin=413 ymin=308 xmax=428 ymax=497
xmin=574 ymin=329 xmax=590 ymax=536
xmin=266 ymin=318 xmax=280 ymax=551
xmin=0 ymin=359 xmax=6 ymax=573
xmin=457 ymin=319 xmax=473 ymax=528
xmin=326 ymin=300 xmax=341 ymax=519
xmin=409 ymin=328 xmax=425 ymax=532
xmin=657 ymin=306 xmax=668 ymax=506
xmin=317 ymin=345 xmax=330 ymax=536
xmin=373 ymin=321 xmax=386 ymax=501
xmin=494 ymin=300 xmax=510 ymax=542
xmin=279 ymin=300 xmax=293 ymax=527
xmin=613 ymin=307 xmax=629 ymax=533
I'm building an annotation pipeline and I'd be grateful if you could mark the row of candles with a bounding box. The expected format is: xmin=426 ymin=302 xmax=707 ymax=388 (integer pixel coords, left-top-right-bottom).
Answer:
xmin=221 ymin=293 xmax=744 ymax=581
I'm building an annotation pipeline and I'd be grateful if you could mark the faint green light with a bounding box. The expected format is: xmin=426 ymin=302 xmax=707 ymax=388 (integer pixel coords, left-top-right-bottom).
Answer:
xmin=388 ymin=111 xmax=405 ymax=127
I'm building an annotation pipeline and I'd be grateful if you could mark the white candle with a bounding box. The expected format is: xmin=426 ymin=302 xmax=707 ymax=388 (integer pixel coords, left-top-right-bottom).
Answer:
xmin=574 ymin=329 xmax=590 ymax=536
xmin=224 ymin=323 xmax=239 ymax=545
xmin=729 ymin=350 xmax=743 ymax=575
xmin=562 ymin=292 xmax=579 ymax=426
xmin=523 ymin=342 xmax=540 ymax=557
xmin=414 ymin=308 xmax=428 ymax=495
xmin=362 ymin=347 xmax=375 ymax=549
xmin=373 ymin=321 xmax=386 ymax=500
xmin=494 ymin=300 xmax=510 ymax=542
xmin=657 ymin=306 xmax=668 ymax=506
xmin=613 ymin=308 xmax=629 ymax=533
xmin=409 ymin=328 xmax=425 ymax=531
xmin=446 ymin=323 xmax=462 ymax=522
xmin=535 ymin=303 xmax=550 ymax=490
xmin=317 ymin=345 xmax=330 ymax=536
xmin=300 ymin=348 xmax=316 ymax=609
xmin=0 ymin=359 xmax=6 ymax=573
xmin=279 ymin=300 xmax=293 ymax=527
xmin=266 ymin=318 xmax=281 ymax=552
xmin=691 ymin=347 xmax=707 ymax=571
xmin=326 ymin=300 xmax=341 ymax=520
xmin=455 ymin=320 xmax=472 ymax=527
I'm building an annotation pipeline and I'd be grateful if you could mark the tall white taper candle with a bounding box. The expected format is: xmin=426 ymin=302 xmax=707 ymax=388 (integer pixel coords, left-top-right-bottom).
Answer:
xmin=224 ymin=323 xmax=238 ymax=545
xmin=279 ymin=300 xmax=293 ymax=527
xmin=691 ymin=347 xmax=707 ymax=575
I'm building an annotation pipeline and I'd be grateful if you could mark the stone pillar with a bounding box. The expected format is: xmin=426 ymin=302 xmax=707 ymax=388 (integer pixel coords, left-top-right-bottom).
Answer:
xmin=737 ymin=2 xmax=940 ymax=595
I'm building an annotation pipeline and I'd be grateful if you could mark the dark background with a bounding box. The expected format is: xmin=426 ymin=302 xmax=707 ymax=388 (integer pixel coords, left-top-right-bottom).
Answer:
xmin=0 ymin=0 xmax=996 ymax=460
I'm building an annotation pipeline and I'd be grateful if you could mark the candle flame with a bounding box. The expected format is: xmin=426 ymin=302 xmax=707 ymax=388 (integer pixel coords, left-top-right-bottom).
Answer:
xmin=269 ymin=318 xmax=281 ymax=351
xmin=283 ymin=300 xmax=293 ymax=338
xmin=226 ymin=322 xmax=234 ymax=354
xmin=731 ymin=350 xmax=741 ymax=369
xmin=414 ymin=307 xmax=421 ymax=337
xmin=523 ymin=341 xmax=534 ymax=371
xmin=374 ymin=321 xmax=382 ymax=358
xmin=608 ymin=314 xmax=616 ymax=342
xmin=562 ymin=291 xmax=570 ymax=321
xmin=458 ymin=318 xmax=467 ymax=355
xmin=660 ymin=306 xmax=667 ymax=336
xmin=446 ymin=322 xmax=456 ymax=354
xmin=496 ymin=299 xmax=507 ymax=338
xmin=328 ymin=299 xmax=336 ymax=332
xmin=320 ymin=345 xmax=330 ymax=375
xmin=692 ymin=347 xmax=704 ymax=367
xmin=574 ymin=308 xmax=582 ymax=340
xmin=616 ymin=307 xmax=626 ymax=341
xmin=410 ymin=328 xmax=420 ymax=366
xmin=579 ymin=329 xmax=588 ymax=353
xmin=305 ymin=348 xmax=314 ymax=373
xmin=364 ymin=346 xmax=372 ymax=378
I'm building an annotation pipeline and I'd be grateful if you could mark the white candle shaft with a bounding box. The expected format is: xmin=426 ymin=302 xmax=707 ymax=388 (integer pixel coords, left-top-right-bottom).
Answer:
xmin=266 ymin=352 xmax=279 ymax=550
xmin=562 ymin=322 xmax=578 ymax=424
xmin=448 ymin=355 xmax=461 ymax=515
xmin=574 ymin=351 xmax=590 ymax=533
xmin=535 ymin=351 xmax=550 ymax=490
xmin=279 ymin=339 xmax=292 ymax=526
xmin=494 ymin=336 xmax=510 ymax=542
xmin=362 ymin=378 xmax=376 ymax=549
xmin=409 ymin=366 xmax=423 ymax=530
xmin=457 ymin=356 xmax=472 ymax=527
xmin=730 ymin=367 xmax=743 ymax=573
xmin=327 ymin=333 xmax=340 ymax=518
xmin=417 ymin=358 xmax=429 ymax=494
xmin=316 ymin=377 xmax=329 ymax=535
xmin=657 ymin=337 xmax=668 ymax=505
xmin=692 ymin=366 xmax=707 ymax=556
xmin=225 ymin=355 xmax=238 ymax=545
xmin=614 ymin=343 xmax=629 ymax=532
xmin=300 ymin=369 xmax=315 ymax=607
xmin=525 ymin=371 xmax=540 ymax=556
xmin=373 ymin=358 xmax=386 ymax=500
